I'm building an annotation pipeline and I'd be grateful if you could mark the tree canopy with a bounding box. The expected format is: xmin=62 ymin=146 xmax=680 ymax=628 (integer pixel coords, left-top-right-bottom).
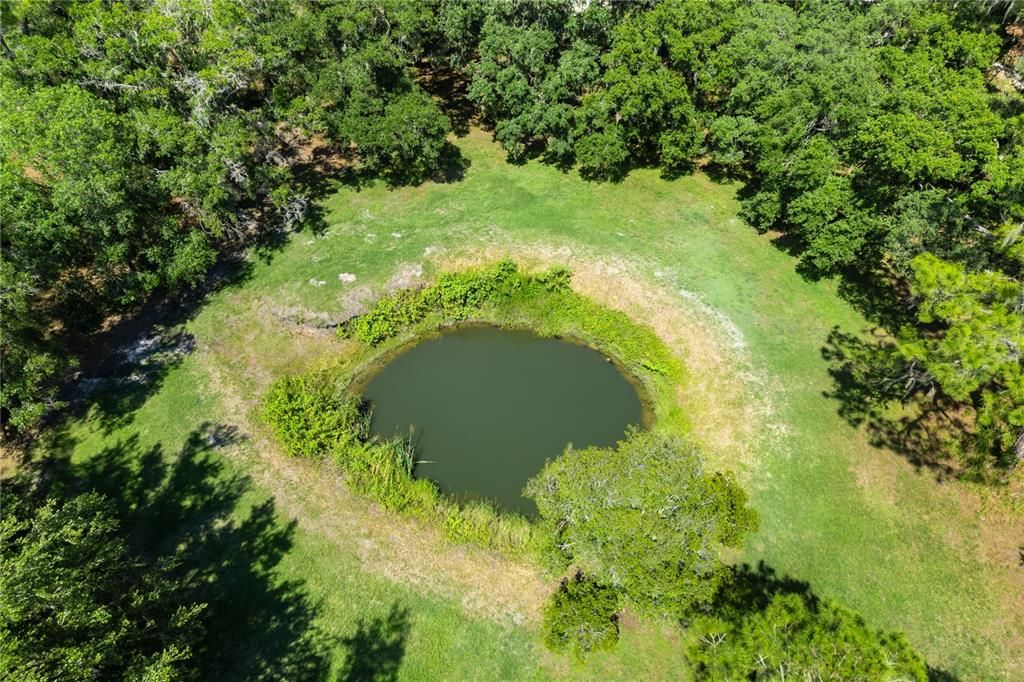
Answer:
xmin=0 ymin=490 xmax=204 ymax=681
xmin=526 ymin=431 xmax=759 ymax=618
xmin=688 ymin=591 xmax=927 ymax=681
xmin=0 ymin=0 xmax=454 ymax=432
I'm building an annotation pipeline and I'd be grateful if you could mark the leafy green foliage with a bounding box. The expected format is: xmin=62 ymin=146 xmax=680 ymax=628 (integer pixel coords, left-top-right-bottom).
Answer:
xmin=277 ymin=1 xmax=452 ymax=184
xmin=577 ymin=4 xmax=704 ymax=177
xmin=260 ymin=373 xmax=369 ymax=458
xmin=0 ymin=0 xmax=455 ymax=433
xmin=688 ymin=592 xmax=927 ymax=681
xmin=345 ymin=260 xmax=570 ymax=345
xmin=574 ymin=126 xmax=630 ymax=180
xmin=343 ymin=90 xmax=452 ymax=185
xmin=349 ymin=290 xmax=433 ymax=346
xmin=0 ymin=491 xmax=204 ymax=681
xmin=467 ymin=2 xmax=611 ymax=163
xmin=526 ymin=431 xmax=758 ymax=618
xmin=901 ymin=253 xmax=1024 ymax=471
xmin=0 ymin=262 xmax=72 ymax=430
xmin=542 ymin=571 xmax=620 ymax=659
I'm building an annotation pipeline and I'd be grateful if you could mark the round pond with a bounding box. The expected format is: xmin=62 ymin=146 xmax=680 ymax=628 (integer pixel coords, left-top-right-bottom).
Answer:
xmin=360 ymin=326 xmax=645 ymax=515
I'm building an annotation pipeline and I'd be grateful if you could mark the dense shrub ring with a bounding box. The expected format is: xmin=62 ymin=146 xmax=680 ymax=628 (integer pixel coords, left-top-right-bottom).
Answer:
xmin=260 ymin=261 xmax=687 ymax=556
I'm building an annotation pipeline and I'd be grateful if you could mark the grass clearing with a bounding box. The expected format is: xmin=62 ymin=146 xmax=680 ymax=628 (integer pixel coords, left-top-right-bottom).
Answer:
xmin=40 ymin=129 xmax=1023 ymax=679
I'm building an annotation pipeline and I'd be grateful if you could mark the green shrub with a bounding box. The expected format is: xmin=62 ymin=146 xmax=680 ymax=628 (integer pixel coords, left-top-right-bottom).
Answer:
xmin=260 ymin=373 xmax=368 ymax=458
xmin=349 ymin=289 xmax=430 ymax=345
xmin=344 ymin=260 xmax=547 ymax=346
xmin=434 ymin=259 xmax=523 ymax=312
xmin=536 ymin=265 xmax=572 ymax=293
xmin=542 ymin=571 xmax=620 ymax=659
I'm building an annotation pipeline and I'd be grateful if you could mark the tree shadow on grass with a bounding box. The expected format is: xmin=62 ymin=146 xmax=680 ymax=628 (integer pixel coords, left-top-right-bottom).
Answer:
xmin=17 ymin=421 xmax=335 ymax=680
xmin=707 ymin=562 xmax=957 ymax=680
xmin=821 ymin=326 xmax=968 ymax=481
xmin=338 ymin=603 xmax=412 ymax=682
xmin=708 ymin=561 xmax=814 ymax=621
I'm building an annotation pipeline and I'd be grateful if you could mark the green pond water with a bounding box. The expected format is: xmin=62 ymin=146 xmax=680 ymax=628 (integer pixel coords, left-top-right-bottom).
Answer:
xmin=361 ymin=326 xmax=644 ymax=515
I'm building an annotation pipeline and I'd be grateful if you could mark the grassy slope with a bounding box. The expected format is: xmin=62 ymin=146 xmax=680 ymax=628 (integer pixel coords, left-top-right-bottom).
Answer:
xmin=51 ymin=129 xmax=1021 ymax=679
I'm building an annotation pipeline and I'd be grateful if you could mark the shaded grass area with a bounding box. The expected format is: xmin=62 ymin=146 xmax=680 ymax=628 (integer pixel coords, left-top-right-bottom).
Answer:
xmin=34 ymin=129 xmax=1024 ymax=679
xmin=33 ymin=359 xmax=541 ymax=679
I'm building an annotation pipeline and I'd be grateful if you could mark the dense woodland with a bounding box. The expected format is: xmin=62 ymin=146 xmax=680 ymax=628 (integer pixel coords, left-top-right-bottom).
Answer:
xmin=1 ymin=0 xmax=1023 ymax=679
xmin=3 ymin=0 xmax=1022 ymax=477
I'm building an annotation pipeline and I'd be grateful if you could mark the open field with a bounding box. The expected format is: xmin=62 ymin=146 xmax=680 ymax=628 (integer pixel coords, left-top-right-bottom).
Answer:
xmin=40 ymin=129 xmax=1024 ymax=679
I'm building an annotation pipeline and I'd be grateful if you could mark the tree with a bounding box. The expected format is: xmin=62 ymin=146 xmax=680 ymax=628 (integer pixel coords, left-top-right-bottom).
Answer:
xmin=0 ymin=81 xmax=177 ymax=428
xmin=525 ymin=431 xmax=758 ymax=618
xmin=900 ymin=252 xmax=1024 ymax=471
xmin=577 ymin=3 xmax=704 ymax=177
xmin=0 ymin=491 xmax=205 ymax=681
xmin=0 ymin=83 xmax=180 ymax=304
xmin=467 ymin=0 xmax=610 ymax=163
xmin=341 ymin=89 xmax=452 ymax=185
xmin=698 ymin=1 xmax=1014 ymax=278
xmin=688 ymin=591 xmax=927 ymax=681
xmin=0 ymin=0 xmax=455 ymax=433
xmin=0 ymin=0 xmax=289 ymax=432
xmin=274 ymin=0 xmax=453 ymax=183
xmin=541 ymin=571 xmax=620 ymax=659
xmin=0 ymin=262 xmax=71 ymax=430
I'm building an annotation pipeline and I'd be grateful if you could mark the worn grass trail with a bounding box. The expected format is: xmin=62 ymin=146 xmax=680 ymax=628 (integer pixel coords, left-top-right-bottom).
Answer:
xmin=49 ymin=129 xmax=1022 ymax=679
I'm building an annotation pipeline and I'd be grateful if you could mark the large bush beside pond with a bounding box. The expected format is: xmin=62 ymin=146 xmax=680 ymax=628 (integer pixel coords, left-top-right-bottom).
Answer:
xmin=526 ymin=430 xmax=759 ymax=619
xmin=260 ymin=373 xmax=368 ymax=459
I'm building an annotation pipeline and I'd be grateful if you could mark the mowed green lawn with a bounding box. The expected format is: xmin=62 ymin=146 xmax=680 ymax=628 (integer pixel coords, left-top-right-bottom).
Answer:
xmin=49 ymin=129 xmax=1022 ymax=679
